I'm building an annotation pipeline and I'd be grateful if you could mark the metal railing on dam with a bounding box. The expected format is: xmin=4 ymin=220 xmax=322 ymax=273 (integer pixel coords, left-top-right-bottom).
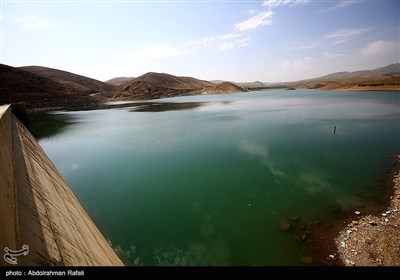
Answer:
xmin=0 ymin=105 xmax=123 ymax=266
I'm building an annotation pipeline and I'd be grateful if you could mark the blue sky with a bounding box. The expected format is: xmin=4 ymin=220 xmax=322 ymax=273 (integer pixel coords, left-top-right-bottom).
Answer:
xmin=1 ymin=0 xmax=399 ymax=82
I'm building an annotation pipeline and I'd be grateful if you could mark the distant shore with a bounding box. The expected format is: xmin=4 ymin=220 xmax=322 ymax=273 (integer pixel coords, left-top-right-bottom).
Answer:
xmin=338 ymin=85 xmax=400 ymax=91
xmin=293 ymin=85 xmax=400 ymax=91
xmin=287 ymin=71 xmax=400 ymax=91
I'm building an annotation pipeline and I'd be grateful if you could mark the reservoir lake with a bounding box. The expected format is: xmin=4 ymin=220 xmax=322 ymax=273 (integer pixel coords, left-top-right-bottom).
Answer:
xmin=29 ymin=90 xmax=400 ymax=265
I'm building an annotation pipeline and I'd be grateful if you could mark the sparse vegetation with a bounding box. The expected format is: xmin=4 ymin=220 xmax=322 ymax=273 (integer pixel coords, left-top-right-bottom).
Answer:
xmin=1 ymin=63 xmax=399 ymax=111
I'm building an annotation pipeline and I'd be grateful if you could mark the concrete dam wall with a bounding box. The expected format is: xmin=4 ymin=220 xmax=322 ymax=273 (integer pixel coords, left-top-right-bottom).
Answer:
xmin=0 ymin=105 xmax=123 ymax=266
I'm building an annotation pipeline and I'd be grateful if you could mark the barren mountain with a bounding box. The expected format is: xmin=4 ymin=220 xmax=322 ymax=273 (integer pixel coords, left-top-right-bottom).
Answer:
xmin=210 ymin=80 xmax=266 ymax=89
xmin=131 ymin=72 xmax=213 ymax=89
xmin=3 ymin=62 xmax=398 ymax=110
xmin=113 ymin=80 xmax=165 ymax=100
xmin=0 ymin=64 xmax=110 ymax=109
xmin=114 ymin=72 xmax=214 ymax=100
xmin=287 ymin=64 xmax=400 ymax=90
xmin=106 ymin=77 xmax=135 ymax=86
xmin=20 ymin=66 xmax=115 ymax=96
xmin=317 ymin=63 xmax=400 ymax=79
xmin=235 ymin=81 xmax=266 ymax=89
xmin=0 ymin=64 xmax=66 ymax=108
xmin=205 ymin=82 xmax=247 ymax=94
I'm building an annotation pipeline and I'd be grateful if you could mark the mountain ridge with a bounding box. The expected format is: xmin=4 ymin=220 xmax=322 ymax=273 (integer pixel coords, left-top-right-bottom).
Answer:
xmin=1 ymin=63 xmax=399 ymax=109
xmin=106 ymin=77 xmax=135 ymax=86
xmin=286 ymin=63 xmax=400 ymax=90
xmin=204 ymin=82 xmax=247 ymax=94
xmin=210 ymin=80 xmax=265 ymax=89
xmin=113 ymin=72 xmax=215 ymax=100
xmin=20 ymin=66 xmax=114 ymax=95
xmin=316 ymin=63 xmax=400 ymax=79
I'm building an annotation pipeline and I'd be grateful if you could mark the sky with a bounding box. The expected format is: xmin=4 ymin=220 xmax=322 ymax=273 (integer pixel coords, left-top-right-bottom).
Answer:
xmin=1 ymin=0 xmax=399 ymax=82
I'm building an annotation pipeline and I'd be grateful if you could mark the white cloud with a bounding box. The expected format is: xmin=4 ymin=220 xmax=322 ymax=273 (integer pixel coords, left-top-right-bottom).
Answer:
xmin=186 ymin=4 xmax=275 ymax=53
xmin=186 ymin=32 xmax=248 ymax=52
xmin=318 ymin=0 xmax=360 ymax=14
xmin=217 ymin=38 xmax=249 ymax=51
xmin=267 ymin=57 xmax=319 ymax=81
xmin=323 ymin=51 xmax=344 ymax=58
xmin=233 ymin=11 xmax=273 ymax=32
xmin=358 ymin=40 xmax=399 ymax=56
xmin=219 ymin=32 xmax=243 ymax=41
xmin=123 ymin=45 xmax=190 ymax=60
xmin=290 ymin=27 xmax=373 ymax=50
xmin=325 ymin=28 xmax=373 ymax=44
xmin=186 ymin=36 xmax=215 ymax=47
xmin=248 ymin=9 xmax=257 ymax=15
xmin=217 ymin=43 xmax=235 ymax=52
xmin=263 ymin=0 xmax=309 ymax=8
xmin=279 ymin=56 xmax=314 ymax=69
xmin=337 ymin=0 xmax=360 ymax=8
xmin=186 ymin=31 xmax=249 ymax=53
xmin=288 ymin=43 xmax=323 ymax=50
xmin=21 ymin=16 xmax=53 ymax=30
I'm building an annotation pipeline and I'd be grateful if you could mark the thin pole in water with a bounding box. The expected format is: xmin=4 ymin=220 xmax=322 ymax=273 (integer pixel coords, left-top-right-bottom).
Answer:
xmin=334 ymin=125 xmax=336 ymax=135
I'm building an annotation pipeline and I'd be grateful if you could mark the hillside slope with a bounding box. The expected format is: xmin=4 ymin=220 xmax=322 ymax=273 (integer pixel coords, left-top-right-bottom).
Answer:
xmin=204 ymin=82 xmax=247 ymax=94
xmin=318 ymin=63 xmax=400 ymax=79
xmin=130 ymin=72 xmax=213 ymax=89
xmin=114 ymin=72 xmax=214 ymax=100
xmin=20 ymin=66 xmax=115 ymax=95
xmin=106 ymin=77 xmax=135 ymax=86
xmin=0 ymin=64 xmax=67 ymax=108
xmin=287 ymin=64 xmax=400 ymax=90
xmin=0 ymin=64 xmax=107 ymax=109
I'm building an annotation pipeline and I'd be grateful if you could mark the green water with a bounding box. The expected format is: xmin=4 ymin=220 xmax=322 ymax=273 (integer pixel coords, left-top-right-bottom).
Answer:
xmin=30 ymin=90 xmax=400 ymax=266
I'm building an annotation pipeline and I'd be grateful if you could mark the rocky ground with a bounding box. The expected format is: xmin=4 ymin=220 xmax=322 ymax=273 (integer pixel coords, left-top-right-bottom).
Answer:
xmin=335 ymin=156 xmax=400 ymax=266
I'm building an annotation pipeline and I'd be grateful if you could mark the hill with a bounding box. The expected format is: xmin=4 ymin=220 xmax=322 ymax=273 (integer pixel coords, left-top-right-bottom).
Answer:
xmin=287 ymin=63 xmax=400 ymax=90
xmin=106 ymin=77 xmax=135 ymax=86
xmin=20 ymin=66 xmax=114 ymax=96
xmin=204 ymin=82 xmax=247 ymax=94
xmin=210 ymin=80 xmax=224 ymax=84
xmin=210 ymin=80 xmax=266 ymax=89
xmin=129 ymin=72 xmax=213 ymax=89
xmin=317 ymin=63 xmax=400 ymax=79
xmin=114 ymin=72 xmax=214 ymax=100
xmin=235 ymin=81 xmax=266 ymax=89
xmin=0 ymin=64 xmax=112 ymax=109
xmin=0 ymin=64 xmax=68 ymax=109
xmin=3 ymin=62 xmax=398 ymax=109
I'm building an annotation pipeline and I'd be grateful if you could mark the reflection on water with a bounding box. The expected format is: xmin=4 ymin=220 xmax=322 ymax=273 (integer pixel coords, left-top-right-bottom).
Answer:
xmin=28 ymin=112 xmax=77 ymax=140
xmin=32 ymin=90 xmax=400 ymax=265
xmin=29 ymin=101 xmax=211 ymax=139
xmin=129 ymin=102 xmax=206 ymax=112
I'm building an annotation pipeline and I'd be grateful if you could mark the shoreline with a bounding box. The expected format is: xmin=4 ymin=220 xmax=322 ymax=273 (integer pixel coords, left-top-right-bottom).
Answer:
xmin=335 ymin=155 xmax=400 ymax=266
xmin=21 ymin=90 xmax=400 ymax=266
xmin=22 ymin=88 xmax=400 ymax=113
xmin=309 ymin=155 xmax=400 ymax=266
xmin=338 ymin=86 xmax=400 ymax=91
xmin=295 ymin=86 xmax=400 ymax=91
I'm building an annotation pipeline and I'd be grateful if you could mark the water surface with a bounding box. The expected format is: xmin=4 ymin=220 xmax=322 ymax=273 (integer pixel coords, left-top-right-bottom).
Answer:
xmin=30 ymin=90 xmax=400 ymax=265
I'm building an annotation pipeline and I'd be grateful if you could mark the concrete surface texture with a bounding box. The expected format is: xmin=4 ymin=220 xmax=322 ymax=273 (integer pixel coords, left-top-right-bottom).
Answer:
xmin=0 ymin=105 xmax=123 ymax=266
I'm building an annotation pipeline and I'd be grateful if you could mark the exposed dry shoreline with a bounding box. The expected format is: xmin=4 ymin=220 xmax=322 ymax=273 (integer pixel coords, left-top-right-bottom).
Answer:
xmin=307 ymin=155 xmax=400 ymax=266
xmin=335 ymin=155 xmax=400 ymax=266
xmin=311 ymin=155 xmax=400 ymax=266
